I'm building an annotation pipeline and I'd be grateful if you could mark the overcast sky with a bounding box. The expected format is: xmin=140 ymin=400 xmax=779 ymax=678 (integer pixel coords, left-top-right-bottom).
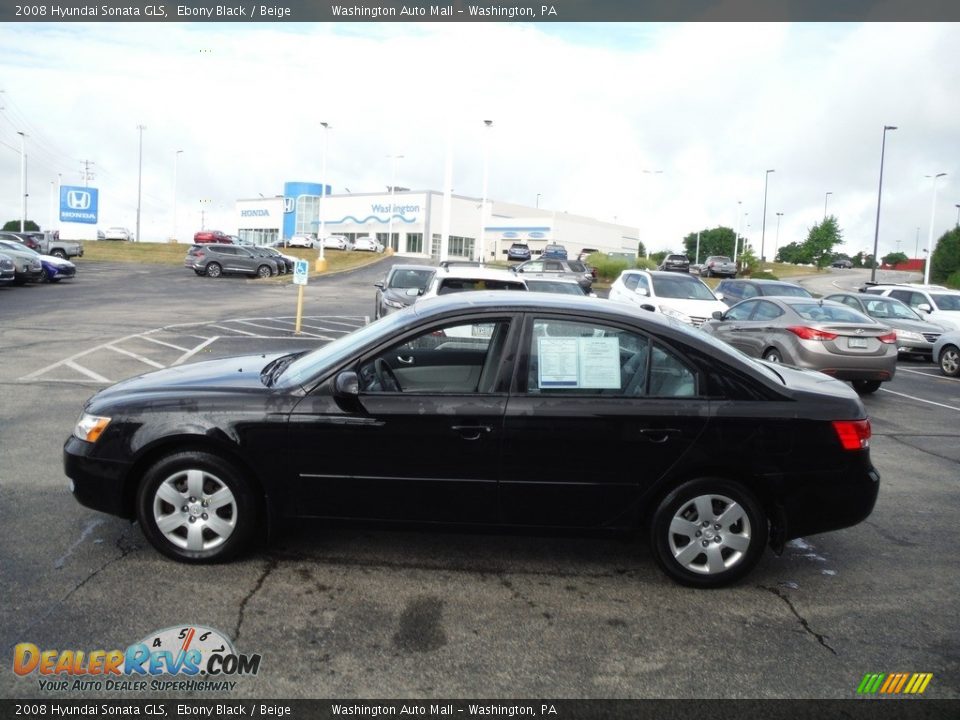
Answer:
xmin=0 ymin=21 xmax=958 ymax=256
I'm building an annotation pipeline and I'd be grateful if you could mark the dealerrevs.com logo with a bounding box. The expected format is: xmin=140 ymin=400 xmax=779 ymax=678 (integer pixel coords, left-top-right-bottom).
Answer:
xmin=857 ymin=672 xmax=934 ymax=696
xmin=13 ymin=625 xmax=262 ymax=693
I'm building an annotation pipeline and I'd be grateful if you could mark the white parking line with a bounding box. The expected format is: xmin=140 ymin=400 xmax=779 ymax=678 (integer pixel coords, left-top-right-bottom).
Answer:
xmin=106 ymin=344 xmax=166 ymax=369
xmin=880 ymin=387 xmax=960 ymax=412
xmin=172 ymin=337 xmax=219 ymax=366
xmin=140 ymin=335 xmax=190 ymax=352
xmin=898 ymin=367 xmax=959 ymax=381
xmin=65 ymin=360 xmax=110 ymax=383
xmin=208 ymin=324 xmax=260 ymax=336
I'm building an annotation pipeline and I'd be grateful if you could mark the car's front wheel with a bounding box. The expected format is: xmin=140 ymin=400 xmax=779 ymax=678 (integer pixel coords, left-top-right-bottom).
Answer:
xmin=939 ymin=345 xmax=960 ymax=377
xmin=852 ymin=379 xmax=882 ymax=394
xmin=650 ymin=478 xmax=767 ymax=588
xmin=205 ymin=262 xmax=222 ymax=279
xmin=136 ymin=450 xmax=258 ymax=563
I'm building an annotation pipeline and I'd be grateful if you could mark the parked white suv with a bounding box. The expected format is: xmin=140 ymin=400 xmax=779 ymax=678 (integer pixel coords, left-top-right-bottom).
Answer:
xmin=609 ymin=269 xmax=727 ymax=327
xmin=861 ymin=284 xmax=960 ymax=331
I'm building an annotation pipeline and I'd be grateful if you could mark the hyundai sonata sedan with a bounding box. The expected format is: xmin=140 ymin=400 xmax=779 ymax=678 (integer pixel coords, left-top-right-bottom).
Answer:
xmin=64 ymin=292 xmax=879 ymax=587
xmin=703 ymin=296 xmax=898 ymax=394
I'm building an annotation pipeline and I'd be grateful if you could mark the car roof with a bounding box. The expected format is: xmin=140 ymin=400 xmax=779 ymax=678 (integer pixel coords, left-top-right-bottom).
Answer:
xmin=388 ymin=264 xmax=436 ymax=274
xmin=721 ymin=278 xmax=802 ymax=286
xmin=436 ymin=265 xmax=521 ymax=281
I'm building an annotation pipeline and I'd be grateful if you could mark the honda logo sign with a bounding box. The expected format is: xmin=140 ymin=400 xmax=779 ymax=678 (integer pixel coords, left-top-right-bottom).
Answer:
xmin=60 ymin=185 xmax=99 ymax=224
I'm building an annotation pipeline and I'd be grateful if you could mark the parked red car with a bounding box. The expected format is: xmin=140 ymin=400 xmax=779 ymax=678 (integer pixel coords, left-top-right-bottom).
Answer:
xmin=193 ymin=230 xmax=233 ymax=244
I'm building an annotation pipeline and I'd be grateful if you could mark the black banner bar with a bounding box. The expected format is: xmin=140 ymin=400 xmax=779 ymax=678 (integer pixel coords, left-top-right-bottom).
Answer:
xmin=1 ymin=0 xmax=959 ymax=22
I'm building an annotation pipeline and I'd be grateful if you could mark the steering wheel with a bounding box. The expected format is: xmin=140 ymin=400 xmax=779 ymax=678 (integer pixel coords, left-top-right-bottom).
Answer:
xmin=374 ymin=358 xmax=402 ymax=392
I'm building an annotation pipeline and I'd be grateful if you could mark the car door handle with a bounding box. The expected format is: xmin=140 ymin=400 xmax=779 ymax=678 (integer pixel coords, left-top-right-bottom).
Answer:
xmin=451 ymin=425 xmax=492 ymax=441
xmin=638 ymin=429 xmax=681 ymax=443
xmin=396 ymin=355 xmax=415 ymax=365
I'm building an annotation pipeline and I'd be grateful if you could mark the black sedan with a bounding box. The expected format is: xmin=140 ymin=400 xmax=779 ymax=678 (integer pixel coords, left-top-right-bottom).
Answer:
xmin=64 ymin=293 xmax=879 ymax=587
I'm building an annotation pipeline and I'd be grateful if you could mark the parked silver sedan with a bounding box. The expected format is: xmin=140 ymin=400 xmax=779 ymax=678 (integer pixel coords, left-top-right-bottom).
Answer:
xmin=823 ymin=292 xmax=946 ymax=360
xmin=702 ymin=296 xmax=898 ymax=394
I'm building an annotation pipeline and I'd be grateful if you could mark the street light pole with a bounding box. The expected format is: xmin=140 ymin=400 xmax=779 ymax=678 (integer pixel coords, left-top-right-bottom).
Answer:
xmin=954 ymin=203 xmax=959 ymax=227
xmin=135 ymin=124 xmax=146 ymax=243
xmin=316 ymin=122 xmax=330 ymax=270
xmin=761 ymin=169 xmax=774 ymax=262
xmin=824 ymin=191 xmax=832 ymax=219
xmin=387 ymin=153 xmax=404 ymax=254
xmin=733 ymin=200 xmax=742 ymax=262
xmin=478 ymin=120 xmax=493 ymax=263
xmin=173 ymin=149 xmax=183 ymax=243
xmin=924 ymin=172 xmax=946 ymax=285
xmin=536 ymin=193 xmax=541 ymax=209
xmin=870 ymin=125 xmax=897 ymax=283
xmin=17 ymin=131 xmax=26 ymax=231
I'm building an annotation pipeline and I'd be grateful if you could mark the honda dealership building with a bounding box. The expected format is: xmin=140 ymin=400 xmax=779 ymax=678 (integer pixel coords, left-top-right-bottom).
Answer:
xmin=235 ymin=181 xmax=639 ymax=260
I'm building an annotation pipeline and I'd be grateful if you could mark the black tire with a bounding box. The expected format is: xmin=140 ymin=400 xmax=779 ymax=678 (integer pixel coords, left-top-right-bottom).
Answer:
xmin=136 ymin=450 xmax=259 ymax=563
xmin=763 ymin=348 xmax=783 ymax=363
xmin=650 ymin=477 xmax=768 ymax=588
xmin=205 ymin=262 xmax=222 ymax=279
xmin=51 ymin=249 xmax=67 ymax=259
xmin=852 ymin=379 xmax=881 ymax=395
xmin=256 ymin=264 xmax=272 ymax=279
xmin=39 ymin=267 xmax=51 ymax=283
xmin=939 ymin=344 xmax=960 ymax=377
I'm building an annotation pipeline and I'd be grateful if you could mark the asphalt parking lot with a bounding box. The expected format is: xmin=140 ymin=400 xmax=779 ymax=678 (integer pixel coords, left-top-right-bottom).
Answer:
xmin=1 ymin=262 xmax=958 ymax=700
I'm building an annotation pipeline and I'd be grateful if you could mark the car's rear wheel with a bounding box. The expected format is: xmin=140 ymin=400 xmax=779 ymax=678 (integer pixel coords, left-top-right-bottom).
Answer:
xmin=650 ymin=478 xmax=767 ymax=588
xmin=763 ymin=348 xmax=782 ymax=363
xmin=136 ymin=450 xmax=258 ymax=563
xmin=51 ymin=249 xmax=67 ymax=259
xmin=852 ymin=379 xmax=882 ymax=394
xmin=939 ymin=345 xmax=960 ymax=377
xmin=205 ymin=262 xmax=222 ymax=279
xmin=256 ymin=264 xmax=272 ymax=279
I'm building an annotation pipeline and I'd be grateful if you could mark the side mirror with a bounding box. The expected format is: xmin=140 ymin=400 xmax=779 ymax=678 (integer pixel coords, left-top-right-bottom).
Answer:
xmin=711 ymin=310 xmax=724 ymax=320
xmin=917 ymin=303 xmax=932 ymax=313
xmin=334 ymin=371 xmax=359 ymax=398
xmin=714 ymin=292 xmax=724 ymax=301
xmin=405 ymin=288 xmax=420 ymax=297
xmin=374 ymin=281 xmax=385 ymax=290
xmin=636 ymin=287 xmax=649 ymax=296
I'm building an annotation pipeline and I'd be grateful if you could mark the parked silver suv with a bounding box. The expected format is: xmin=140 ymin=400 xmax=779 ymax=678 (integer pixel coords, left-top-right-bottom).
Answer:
xmin=184 ymin=244 xmax=280 ymax=279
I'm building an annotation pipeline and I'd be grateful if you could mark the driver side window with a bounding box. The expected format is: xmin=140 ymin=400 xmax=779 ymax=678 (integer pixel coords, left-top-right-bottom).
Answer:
xmin=359 ymin=319 xmax=511 ymax=394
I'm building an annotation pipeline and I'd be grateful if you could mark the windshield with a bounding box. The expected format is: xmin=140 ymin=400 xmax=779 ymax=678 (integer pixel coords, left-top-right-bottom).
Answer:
xmin=652 ymin=275 xmax=717 ymax=301
xmin=279 ymin=314 xmax=408 ymax=388
xmin=931 ymin=294 xmax=960 ymax=311
xmin=388 ymin=268 xmax=434 ymax=290
xmin=525 ymin=280 xmax=585 ymax=295
xmin=792 ymin=302 xmax=872 ymax=324
xmin=0 ymin=240 xmax=38 ymax=257
xmin=862 ymin=297 xmax=921 ymax=320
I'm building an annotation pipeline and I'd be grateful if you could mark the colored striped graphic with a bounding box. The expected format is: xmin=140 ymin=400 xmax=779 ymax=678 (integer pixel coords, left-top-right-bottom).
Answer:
xmin=857 ymin=673 xmax=933 ymax=695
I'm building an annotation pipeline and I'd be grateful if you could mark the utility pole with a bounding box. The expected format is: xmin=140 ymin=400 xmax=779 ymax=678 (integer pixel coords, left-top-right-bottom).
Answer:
xmin=136 ymin=125 xmax=146 ymax=242
xmin=18 ymin=131 xmax=27 ymax=231
xmin=80 ymin=160 xmax=96 ymax=187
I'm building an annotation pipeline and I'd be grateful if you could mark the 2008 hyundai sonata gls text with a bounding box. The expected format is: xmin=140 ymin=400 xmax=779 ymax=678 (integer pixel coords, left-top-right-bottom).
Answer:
xmin=64 ymin=292 xmax=879 ymax=587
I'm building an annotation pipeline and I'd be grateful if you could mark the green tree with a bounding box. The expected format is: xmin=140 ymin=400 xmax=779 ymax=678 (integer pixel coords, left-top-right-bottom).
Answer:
xmin=649 ymin=250 xmax=669 ymax=265
xmin=637 ymin=241 xmax=647 ymax=258
xmin=930 ymin=227 xmax=960 ymax=283
xmin=882 ymin=251 xmax=909 ymax=267
xmin=776 ymin=241 xmax=811 ymax=264
xmin=681 ymin=226 xmax=737 ymax=262
xmin=3 ymin=220 xmax=39 ymax=231
xmin=803 ymin=216 xmax=843 ymax=268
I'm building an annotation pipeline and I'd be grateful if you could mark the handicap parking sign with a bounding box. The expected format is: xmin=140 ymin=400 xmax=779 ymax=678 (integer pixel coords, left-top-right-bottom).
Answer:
xmin=293 ymin=259 xmax=309 ymax=285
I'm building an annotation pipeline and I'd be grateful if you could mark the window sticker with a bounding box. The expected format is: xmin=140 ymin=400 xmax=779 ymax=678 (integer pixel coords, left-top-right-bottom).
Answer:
xmin=537 ymin=336 xmax=621 ymax=389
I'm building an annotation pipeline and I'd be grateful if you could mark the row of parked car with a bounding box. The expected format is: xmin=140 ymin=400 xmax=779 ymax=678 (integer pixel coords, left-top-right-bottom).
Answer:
xmin=184 ymin=243 xmax=297 ymax=279
xmin=0 ymin=232 xmax=79 ymax=285
xmin=372 ymin=259 xmax=960 ymax=388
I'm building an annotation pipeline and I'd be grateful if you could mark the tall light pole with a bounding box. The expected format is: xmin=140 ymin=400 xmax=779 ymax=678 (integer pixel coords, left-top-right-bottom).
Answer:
xmin=316 ymin=121 xmax=330 ymax=271
xmin=870 ymin=125 xmax=897 ymax=283
xmin=924 ymin=172 xmax=946 ymax=285
xmin=824 ymin=191 xmax=833 ymax=219
xmin=733 ymin=200 xmax=742 ymax=262
xmin=172 ymin=149 xmax=183 ymax=242
xmin=954 ymin=203 xmax=959 ymax=227
xmin=478 ymin=119 xmax=493 ymax=263
xmin=775 ymin=212 xmax=783 ymax=260
xmin=387 ymin=153 xmax=404 ymax=254
xmin=536 ymin=193 xmax=541 ymax=209
xmin=135 ymin=124 xmax=146 ymax=243
xmin=761 ymin=169 xmax=775 ymax=262
xmin=17 ymin=131 xmax=26 ymax=231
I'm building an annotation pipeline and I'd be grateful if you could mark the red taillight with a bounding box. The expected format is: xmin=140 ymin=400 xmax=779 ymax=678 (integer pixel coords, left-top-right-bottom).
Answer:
xmin=787 ymin=326 xmax=839 ymax=341
xmin=832 ymin=419 xmax=871 ymax=450
xmin=878 ymin=331 xmax=897 ymax=344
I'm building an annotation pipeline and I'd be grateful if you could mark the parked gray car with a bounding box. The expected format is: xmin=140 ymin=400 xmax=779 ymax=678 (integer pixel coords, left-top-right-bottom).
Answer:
xmin=0 ymin=251 xmax=15 ymax=283
xmin=184 ymin=244 xmax=279 ymax=279
xmin=716 ymin=278 xmax=812 ymax=306
xmin=0 ymin=239 xmax=44 ymax=283
xmin=699 ymin=255 xmax=737 ymax=278
xmin=824 ymin=292 xmax=946 ymax=360
xmin=373 ymin=264 xmax=436 ymax=318
xmin=702 ymin=296 xmax=898 ymax=394
xmin=511 ymin=257 xmax=593 ymax=291
xmin=932 ymin=330 xmax=960 ymax=377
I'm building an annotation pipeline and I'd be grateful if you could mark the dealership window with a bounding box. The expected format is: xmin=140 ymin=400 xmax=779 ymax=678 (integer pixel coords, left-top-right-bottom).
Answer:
xmin=406 ymin=233 xmax=423 ymax=254
xmin=448 ymin=235 xmax=475 ymax=259
xmin=296 ymin=196 xmax=319 ymax=237
xmin=239 ymin=228 xmax=278 ymax=246
xmin=376 ymin=232 xmax=399 ymax=250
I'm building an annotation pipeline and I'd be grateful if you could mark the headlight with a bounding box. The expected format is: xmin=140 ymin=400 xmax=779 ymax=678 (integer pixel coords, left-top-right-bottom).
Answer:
xmin=659 ymin=306 xmax=693 ymax=324
xmin=383 ymin=297 xmax=406 ymax=309
xmin=73 ymin=412 xmax=112 ymax=443
xmin=895 ymin=330 xmax=924 ymax=343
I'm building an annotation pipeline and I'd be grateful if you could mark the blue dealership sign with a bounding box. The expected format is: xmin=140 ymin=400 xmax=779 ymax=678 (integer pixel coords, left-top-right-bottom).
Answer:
xmin=60 ymin=186 xmax=99 ymax=224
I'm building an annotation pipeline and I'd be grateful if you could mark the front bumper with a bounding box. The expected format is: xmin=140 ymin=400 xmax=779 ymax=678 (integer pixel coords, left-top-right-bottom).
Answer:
xmin=63 ymin=435 xmax=135 ymax=519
